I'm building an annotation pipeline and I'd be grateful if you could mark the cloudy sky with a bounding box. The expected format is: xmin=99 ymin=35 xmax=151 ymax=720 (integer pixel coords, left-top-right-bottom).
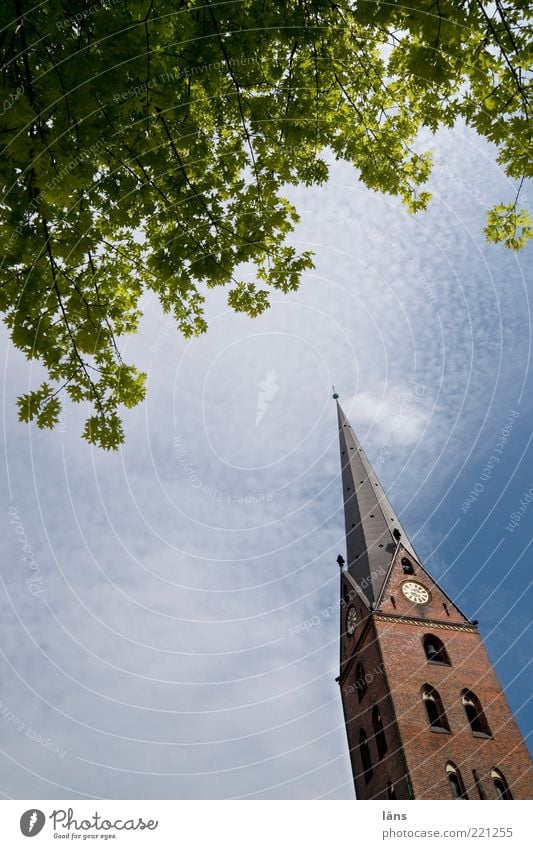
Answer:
xmin=1 ymin=122 xmax=531 ymax=799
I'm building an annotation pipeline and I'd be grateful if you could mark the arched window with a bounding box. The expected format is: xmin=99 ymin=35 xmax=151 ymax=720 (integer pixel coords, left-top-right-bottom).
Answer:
xmin=446 ymin=762 xmax=468 ymax=799
xmin=462 ymin=690 xmax=491 ymax=737
xmin=387 ymin=781 xmax=396 ymax=799
xmin=401 ymin=556 xmax=414 ymax=574
xmin=491 ymin=769 xmax=512 ymax=799
xmin=372 ymin=705 xmax=388 ymax=759
xmin=355 ymin=662 xmax=367 ymax=702
xmin=423 ymin=634 xmax=451 ymax=665
xmin=421 ymin=685 xmax=450 ymax=732
xmin=359 ymin=729 xmax=373 ymax=782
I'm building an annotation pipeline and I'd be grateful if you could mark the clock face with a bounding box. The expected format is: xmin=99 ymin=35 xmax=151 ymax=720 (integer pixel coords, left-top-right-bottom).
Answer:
xmin=402 ymin=581 xmax=430 ymax=604
xmin=346 ymin=606 xmax=357 ymax=635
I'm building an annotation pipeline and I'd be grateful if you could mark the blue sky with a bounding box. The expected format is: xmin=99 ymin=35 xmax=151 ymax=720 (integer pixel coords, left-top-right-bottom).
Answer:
xmin=0 ymin=122 xmax=531 ymax=799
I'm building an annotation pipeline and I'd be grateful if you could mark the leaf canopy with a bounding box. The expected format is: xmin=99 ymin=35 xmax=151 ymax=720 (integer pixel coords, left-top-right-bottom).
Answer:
xmin=1 ymin=0 xmax=531 ymax=446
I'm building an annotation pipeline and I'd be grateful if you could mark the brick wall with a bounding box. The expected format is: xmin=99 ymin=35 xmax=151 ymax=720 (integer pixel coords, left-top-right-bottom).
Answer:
xmin=339 ymin=545 xmax=532 ymax=799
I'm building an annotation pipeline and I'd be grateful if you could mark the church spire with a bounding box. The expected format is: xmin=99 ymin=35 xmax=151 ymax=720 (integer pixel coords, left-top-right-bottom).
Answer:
xmin=334 ymin=394 xmax=533 ymax=801
xmin=336 ymin=398 xmax=417 ymax=605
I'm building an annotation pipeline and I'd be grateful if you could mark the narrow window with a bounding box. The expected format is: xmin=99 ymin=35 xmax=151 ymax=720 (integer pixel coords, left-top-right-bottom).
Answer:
xmin=473 ymin=769 xmax=486 ymax=800
xmin=491 ymin=769 xmax=512 ymax=799
xmin=446 ymin=762 xmax=468 ymax=799
xmin=359 ymin=729 xmax=373 ymax=782
xmin=462 ymin=690 xmax=491 ymax=737
xmin=372 ymin=705 xmax=388 ymax=759
xmin=423 ymin=635 xmax=451 ymax=665
xmin=401 ymin=556 xmax=414 ymax=574
xmin=422 ymin=685 xmax=450 ymax=732
xmin=356 ymin=662 xmax=367 ymax=702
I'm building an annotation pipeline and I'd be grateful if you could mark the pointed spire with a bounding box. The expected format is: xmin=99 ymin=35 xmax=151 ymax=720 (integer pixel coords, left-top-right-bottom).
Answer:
xmin=336 ymin=400 xmax=417 ymax=605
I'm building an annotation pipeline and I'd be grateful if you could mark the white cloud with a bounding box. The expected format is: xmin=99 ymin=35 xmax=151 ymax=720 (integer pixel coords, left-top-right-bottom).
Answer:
xmin=1 ymin=122 xmax=531 ymax=798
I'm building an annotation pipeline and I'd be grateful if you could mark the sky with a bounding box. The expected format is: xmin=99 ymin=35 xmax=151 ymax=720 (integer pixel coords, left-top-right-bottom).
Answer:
xmin=0 ymin=121 xmax=532 ymax=799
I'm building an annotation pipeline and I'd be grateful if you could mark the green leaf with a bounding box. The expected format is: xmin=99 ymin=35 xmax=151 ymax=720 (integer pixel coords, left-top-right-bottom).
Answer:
xmin=1 ymin=0 xmax=530 ymax=447
xmin=485 ymin=204 xmax=533 ymax=250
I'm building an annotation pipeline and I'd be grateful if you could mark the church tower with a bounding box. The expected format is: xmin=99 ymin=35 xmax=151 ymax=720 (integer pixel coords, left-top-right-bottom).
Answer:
xmin=335 ymin=398 xmax=533 ymax=800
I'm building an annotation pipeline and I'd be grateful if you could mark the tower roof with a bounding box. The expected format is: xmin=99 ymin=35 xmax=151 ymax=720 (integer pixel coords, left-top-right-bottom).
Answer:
xmin=336 ymin=400 xmax=417 ymax=605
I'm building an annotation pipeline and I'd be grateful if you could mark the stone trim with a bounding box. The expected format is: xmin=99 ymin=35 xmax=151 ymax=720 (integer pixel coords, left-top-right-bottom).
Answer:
xmin=374 ymin=614 xmax=478 ymax=633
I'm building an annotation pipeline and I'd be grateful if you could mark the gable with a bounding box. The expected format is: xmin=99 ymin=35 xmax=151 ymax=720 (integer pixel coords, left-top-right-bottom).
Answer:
xmin=339 ymin=571 xmax=372 ymax=668
xmin=376 ymin=545 xmax=471 ymax=624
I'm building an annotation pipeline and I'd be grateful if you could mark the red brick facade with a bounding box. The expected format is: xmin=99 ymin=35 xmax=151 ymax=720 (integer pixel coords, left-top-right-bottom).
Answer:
xmin=339 ymin=545 xmax=533 ymax=800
